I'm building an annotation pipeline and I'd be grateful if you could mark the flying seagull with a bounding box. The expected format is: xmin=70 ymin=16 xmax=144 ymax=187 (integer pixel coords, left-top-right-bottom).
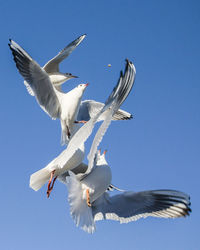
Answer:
xmin=23 ymin=34 xmax=86 ymax=95
xmin=29 ymin=59 xmax=136 ymax=197
xmin=64 ymin=151 xmax=191 ymax=234
xmin=9 ymin=39 xmax=88 ymax=145
xmin=66 ymin=150 xmax=111 ymax=233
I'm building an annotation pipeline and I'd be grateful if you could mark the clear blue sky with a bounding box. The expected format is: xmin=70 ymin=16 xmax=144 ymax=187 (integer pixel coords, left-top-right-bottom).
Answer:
xmin=1 ymin=0 xmax=199 ymax=249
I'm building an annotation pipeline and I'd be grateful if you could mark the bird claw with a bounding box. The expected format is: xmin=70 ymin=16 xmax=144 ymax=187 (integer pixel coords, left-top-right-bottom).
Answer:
xmin=47 ymin=170 xmax=57 ymax=198
xmin=86 ymin=189 xmax=91 ymax=207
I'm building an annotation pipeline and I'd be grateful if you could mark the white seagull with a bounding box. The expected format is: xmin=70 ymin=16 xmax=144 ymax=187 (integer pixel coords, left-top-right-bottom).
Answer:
xmin=24 ymin=34 xmax=86 ymax=94
xmin=66 ymin=150 xmax=112 ymax=233
xmin=29 ymin=59 xmax=136 ymax=197
xmin=64 ymin=151 xmax=191 ymax=234
xmin=9 ymin=39 xmax=88 ymax=145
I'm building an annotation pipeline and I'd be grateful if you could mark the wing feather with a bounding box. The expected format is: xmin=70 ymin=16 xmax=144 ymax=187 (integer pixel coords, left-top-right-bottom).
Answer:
xmin=86 ymin=60 xmax=136 ymax=174
xmin=92 ymin=190 xmax=191 ymax=223
xmin=43 ymin=34 xmax=86 ymax=73
xmin=9 ymin=40 xmax=61 ymax=119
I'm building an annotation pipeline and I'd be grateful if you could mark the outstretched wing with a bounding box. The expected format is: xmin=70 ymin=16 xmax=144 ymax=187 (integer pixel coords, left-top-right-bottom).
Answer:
xmin=43 ymin=34 xmax=86 ymax=73
xmin=77 ymin=100 xmax=133 ymax=121
xmin=93 ymin=189 xmax=191 ymax=223
xmin=59 ymin=59 xmax=136 ymax=173
xmin=9 ymin=39 xmax=61 ymax=119
xmin=86 ymin=60 xmax=136 ymax=174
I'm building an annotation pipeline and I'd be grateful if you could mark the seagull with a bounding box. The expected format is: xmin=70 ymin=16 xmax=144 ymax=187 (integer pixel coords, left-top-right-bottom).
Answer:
xmin=29 ymin=59 xmax=136 ymax=197
xmin=64 ymin=151 xmax=191 ymax=234
xmin=23 ymin=34 xmax=86 ymax=95
xmin=66 ymin=150 xmax=111 ymax=233
xmin=9 ymin=39 xmax=88 ymax=145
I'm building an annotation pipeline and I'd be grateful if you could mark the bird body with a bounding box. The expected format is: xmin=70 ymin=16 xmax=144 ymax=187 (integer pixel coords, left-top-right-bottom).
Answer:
xmin=81 ymin=153 xmax=112 ymax=203
xmin=56 ymin=83 xmax=88 ymax=144
xmin=66 ymin=152 xmax=111 ymax=233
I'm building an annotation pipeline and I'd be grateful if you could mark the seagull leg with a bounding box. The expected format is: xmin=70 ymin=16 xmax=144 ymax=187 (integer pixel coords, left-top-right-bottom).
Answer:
xmin=74 ymin=120 xmax=87 ymax=124
xmin=47 ymin=170 xmax=57 ymax=198
xmin=86 ymin=189 xmax=91 ymax=207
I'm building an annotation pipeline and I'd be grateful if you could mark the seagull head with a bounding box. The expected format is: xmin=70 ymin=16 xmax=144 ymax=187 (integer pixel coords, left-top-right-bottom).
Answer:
xmin=77 ymin=83 xmax=89 ymax=92
xmin=65 ymin=73 xmax=78 ymax=79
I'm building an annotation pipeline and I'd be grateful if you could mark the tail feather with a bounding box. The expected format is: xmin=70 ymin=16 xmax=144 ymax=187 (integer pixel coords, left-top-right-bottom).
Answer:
xmin=30 ymin=167 xmax=51 ymax=191
xmin=112 ymin=109 xmax=133 ymax=120
xmin=66 ymin=172 xmax=95 ymax=234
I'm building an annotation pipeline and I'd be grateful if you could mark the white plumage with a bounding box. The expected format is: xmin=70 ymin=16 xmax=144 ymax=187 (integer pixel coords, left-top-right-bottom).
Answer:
xmin=9 ymin=39 xmax=88 ymax=145
xmin=66 ymin=152 xmax=111 ymax=234
xmin=25 ymin=34 xmax=86 ymax=93
xmin=63 ymin=154 xmax=191 ymax=233
xmin=29 ymin=59 xmax=135 ymax=192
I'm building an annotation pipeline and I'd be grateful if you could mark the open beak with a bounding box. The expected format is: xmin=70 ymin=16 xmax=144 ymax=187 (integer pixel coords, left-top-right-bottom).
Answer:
xmin=85 ymin=83 xmax=89 ymax=87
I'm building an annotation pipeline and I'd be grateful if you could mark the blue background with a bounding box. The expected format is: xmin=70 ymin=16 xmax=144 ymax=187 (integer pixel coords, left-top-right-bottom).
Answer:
xmin=1 ymin=0 xmax=199 ymax=249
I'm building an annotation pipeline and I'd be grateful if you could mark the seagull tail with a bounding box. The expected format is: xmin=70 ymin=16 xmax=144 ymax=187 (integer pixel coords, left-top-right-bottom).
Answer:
xmin=29 ymin=167 xmax=51 ymax=191
xmin=66 ymin=171 xmax=96 ymax=234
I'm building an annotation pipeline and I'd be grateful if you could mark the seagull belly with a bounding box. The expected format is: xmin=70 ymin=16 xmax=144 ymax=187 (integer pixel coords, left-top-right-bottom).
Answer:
xmin=81 ymin=165 xmax=112 ymax=203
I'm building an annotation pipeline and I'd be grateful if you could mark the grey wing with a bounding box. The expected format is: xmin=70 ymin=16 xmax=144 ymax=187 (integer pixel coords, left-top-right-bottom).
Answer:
xmin=92 ymin=190 xmax=191 ymax=223
xmin=77 ymin=100 xmax=104 ymax=121
xmin=86 ymin=60 xmax=136 ymax=174
xmin=9 ymin=40 xmax=61 ymax=119
xmin=77 ymin=100 xmax=133 ymax=121
xmin=43 ymin=34 xmax=86 ymax=73
xmin=58 ymin=163 xmax=88 ymax=184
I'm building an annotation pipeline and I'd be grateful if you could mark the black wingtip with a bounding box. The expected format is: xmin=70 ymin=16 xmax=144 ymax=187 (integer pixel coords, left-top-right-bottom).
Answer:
xmin=125 ymin=58 xmax=134 ymax=67
xmin=8 ymin=39 xmax=12 ymax=47
xmin=80 ymin=34 xmax=87 ymax=39
xmin=125 ymin=58 xmax=130 ymax=65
